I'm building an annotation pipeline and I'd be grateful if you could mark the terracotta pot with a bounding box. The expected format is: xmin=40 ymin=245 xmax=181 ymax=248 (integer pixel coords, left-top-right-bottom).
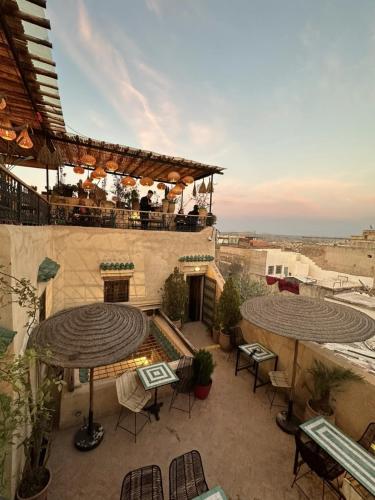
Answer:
xmin=162 ymin=199 xmax=169 ymax=213
xmin=304 ymin=400 xmax=335 ymax=424
xmin=198 ymin=207 xmax=207 ymax=217
xmin=219 ymin=330 xmax=231 ymax=351
xmin=168 ymin=201 xmax=176 ymax=214
xmin=17 ymin=469 xmax=51 ymax=500
xmin=194 ymin=380 xmax=212 ymax=400
xmin=131 ymin=199 xmax=140 ymax=210
xmin=212 ymin=328 xmax=220 ymax=344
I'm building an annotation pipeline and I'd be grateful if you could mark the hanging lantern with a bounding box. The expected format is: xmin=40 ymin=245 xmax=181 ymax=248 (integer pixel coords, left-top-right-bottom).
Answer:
xmin=90 ymin=170 xmax=100 ymax=180
xmin=0 ymin=118 xmax=16 ymax=141
xmin=73 ymin=165 xmax=85 ymax=175
xmin=106 ymin=160 xmax=118 ymax=172
xmin=140 ymin=177 xmax=154 ymax=187
xmin=121 ymin=176 xmax=136 ymax=187
xmin=93 ymin=166 xmax=107 ymax=178
xmin=192 ymin=182 xmax=197 ymax=197
xmin=80 ymin=154 xmax=96 ymax=166
xmin=157 ymin=182 xmax=166 ymax=190
xmin=199 ymin=180 xmax=207 ymax=194
xmin=207 ymin=178 xmax=213 ymax=193
xmin=167 ymin=171 xmax=180 ymax=183
xmin=16 ymin=128 xmax=33 ymax=149
xmin=167 ymin=192 xmax=177 ymax=200
xmin=82 ymin=178 xmax=94 ymax=191
xmin=181 ymin=176 xmax=194 ymax=185
xmin=0 ymin=97 xmax=7 ymax=111
xmin=176 ymin=182 xmax=185 ymax=190
xmin=170 ymin=185 xmax=183 ymax=195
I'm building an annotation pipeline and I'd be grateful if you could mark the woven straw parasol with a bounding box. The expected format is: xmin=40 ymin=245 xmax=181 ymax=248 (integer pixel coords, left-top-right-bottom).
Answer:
xmin=31 ymin=303 xmax=149 ymax=450
xmin=240 ymin=295 xmax=375 ymax=433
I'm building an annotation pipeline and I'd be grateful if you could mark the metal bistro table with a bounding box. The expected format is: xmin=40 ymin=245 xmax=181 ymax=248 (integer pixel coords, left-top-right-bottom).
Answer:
xmin=300 ymin=416 xmax=375 ymax=497
xmin=194 ymin=486 xmax=227 ymax=499
xmin=235 ymin=342 xmax=278 ymax=393
xmin=137 ymin=362 xmax=179 ymax=421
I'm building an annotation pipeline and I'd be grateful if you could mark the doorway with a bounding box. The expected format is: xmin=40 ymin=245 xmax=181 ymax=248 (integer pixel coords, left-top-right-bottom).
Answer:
xmin=186 ymin=275 xmax=203 ymax=321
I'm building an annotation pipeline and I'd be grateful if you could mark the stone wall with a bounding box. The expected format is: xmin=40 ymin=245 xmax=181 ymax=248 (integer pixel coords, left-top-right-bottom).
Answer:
xmin=241 ymin=320 xmax=375 ymax=439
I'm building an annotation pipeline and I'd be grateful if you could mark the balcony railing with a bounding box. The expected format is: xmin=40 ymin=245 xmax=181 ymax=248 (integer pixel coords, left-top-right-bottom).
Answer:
xmin=50 ymin=203 xmax=213 ymax=232
xmin=0 ymin=166 xmax=50 ymax=225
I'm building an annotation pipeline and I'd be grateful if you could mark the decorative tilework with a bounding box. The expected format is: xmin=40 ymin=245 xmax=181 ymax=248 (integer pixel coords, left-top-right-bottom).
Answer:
xmin=193 ymin=486 xmax=227 ymax=499
xmin=301 ymin=417 xmax=375 ymax=495
xmin=239 ymin=343 xmax=276 ymax=362
xmin=137 ymin=362 xmax=178 ymax=390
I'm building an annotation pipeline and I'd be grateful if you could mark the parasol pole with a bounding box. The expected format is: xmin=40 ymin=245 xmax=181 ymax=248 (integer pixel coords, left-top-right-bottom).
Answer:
xmin=276 ymin=338 xmax=300 ymax=434
xmin=88 ymin=367 xmax=94 ymax=435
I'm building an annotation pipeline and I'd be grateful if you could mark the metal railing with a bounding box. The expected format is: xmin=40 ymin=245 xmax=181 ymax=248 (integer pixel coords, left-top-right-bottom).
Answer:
xmin=0 ymin=166 xmax=50 ymax=225
xmin=49 ymin=203 xmax=214 ymax=232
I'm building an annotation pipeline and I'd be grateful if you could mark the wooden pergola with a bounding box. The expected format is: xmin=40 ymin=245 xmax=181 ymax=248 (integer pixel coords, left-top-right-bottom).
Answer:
xmin=0 ymin=0 xmax=224 ymax=184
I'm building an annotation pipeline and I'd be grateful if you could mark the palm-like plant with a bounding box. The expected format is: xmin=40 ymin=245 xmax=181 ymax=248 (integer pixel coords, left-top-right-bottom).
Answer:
xmin=305 ymin=359 xmax=363 ymax=415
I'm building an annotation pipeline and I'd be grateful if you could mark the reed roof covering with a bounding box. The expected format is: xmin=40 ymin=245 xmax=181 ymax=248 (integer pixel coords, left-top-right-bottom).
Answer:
xmin=240 ymin=295 xmax=375 ymax=343
xmin=30 ymin=303 xmax=149 ymax=369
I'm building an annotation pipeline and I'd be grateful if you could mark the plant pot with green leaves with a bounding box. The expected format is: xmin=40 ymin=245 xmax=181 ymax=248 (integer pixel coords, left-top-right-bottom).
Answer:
xmin=193 ymin=349 xmax=215 ymax=399
xmin=161 ymin=267 xmax=188 ymax=328
xmin=304 ymin=359 xmax=363 ymax=423
xmin=217 ymin=276 xmax=242 ymax=351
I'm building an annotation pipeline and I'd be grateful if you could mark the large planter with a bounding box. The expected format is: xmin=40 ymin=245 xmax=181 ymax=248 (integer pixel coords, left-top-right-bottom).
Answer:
xmin=168 ymin=201 xmax=176 ymax=214
xmin=194 ymin=380 xmax=212 ymax=400
xmin=219 ymin=330 xmax=231 ymax=351
xmin=212 ymin=328 xmax=220 ymax=344
xmin=304 ymin=400 xmax=335 ymax=424
xmin=17 ymin=468 xmax=51 ymax=500
xmin=131 ymin=199 xmax=140 ymax=210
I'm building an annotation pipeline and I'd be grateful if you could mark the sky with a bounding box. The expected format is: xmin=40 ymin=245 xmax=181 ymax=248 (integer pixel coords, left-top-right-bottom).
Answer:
xmin=15 ymin=0 xmax=375 ymax=236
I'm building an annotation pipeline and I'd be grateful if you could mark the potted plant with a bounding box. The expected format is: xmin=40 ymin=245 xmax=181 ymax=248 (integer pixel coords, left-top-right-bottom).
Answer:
xmin=304 ymin=359 xmax=363 ymax=422
xmin=162 ymin=187 xmax=170 ymax=213
xmin=131 ymin=189 xmax=140 ymax=210
xmin=161 ymin=267 xmax=188 ymax=328
xmin=193 ymin=349 xmax=215 ymax=400
xmin=217 ymin=276 xmax=241 ymax=351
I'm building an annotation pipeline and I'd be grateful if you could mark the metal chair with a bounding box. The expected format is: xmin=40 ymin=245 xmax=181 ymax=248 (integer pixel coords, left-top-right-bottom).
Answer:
xmin=169 ymin=450 xmax=209 ymax=500
xmin=226 ymin=326 xmax=245 ymax=362
xmin=169 ymin=356 xmax=195 ymax=418
xmin=358 ymin=422 xmax=375 ymax=454
xmin=121 ymin=465 xmax=164 ymax=500
xmin=115 ymin=371 xmax=151 ymax=443
xmin=292 ymin=431 xmax=344 ymax=499
xmin=267 ymin=370 xmax=291 ymax=410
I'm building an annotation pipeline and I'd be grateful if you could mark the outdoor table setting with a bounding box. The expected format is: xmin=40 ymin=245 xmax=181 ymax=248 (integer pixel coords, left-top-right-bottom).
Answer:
xmin=235 ymin=342 xmax=278 ymax=393
xmin=300 ymin=416 xmax=375 ymax=497
xmin=193 ymin=486 xmax=227 ymax=499
xmin=137 ymin=361 xmax=179 ymax=420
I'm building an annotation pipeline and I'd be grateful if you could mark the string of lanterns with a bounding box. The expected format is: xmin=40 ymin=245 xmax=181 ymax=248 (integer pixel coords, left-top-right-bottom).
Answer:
xmin=0 ymin=95 xmax=34 ymax=149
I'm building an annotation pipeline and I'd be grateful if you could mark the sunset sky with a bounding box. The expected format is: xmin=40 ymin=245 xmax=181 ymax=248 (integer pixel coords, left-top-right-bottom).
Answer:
xmin=15 ymin=0 xmax=375 ymax=236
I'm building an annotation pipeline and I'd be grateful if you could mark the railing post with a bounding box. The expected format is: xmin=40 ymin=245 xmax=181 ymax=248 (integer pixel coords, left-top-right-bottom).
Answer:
xmin=17 ymin=182 xmax=21 ymax=224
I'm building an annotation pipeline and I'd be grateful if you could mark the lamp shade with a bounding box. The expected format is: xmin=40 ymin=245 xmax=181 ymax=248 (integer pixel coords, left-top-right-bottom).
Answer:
xmin=121 ymin=176 xmax=136 ymax=187
xmin=181 ymin=176 xmax=194 ymax=185
xmin=167 ymin=171 xmax=180 ymax=183
xmin=140 ymin=177 xmax=154 ymax=187
xmin=73 ymin=165 xmax=85 ymax=175
xmin=105 ymin=160 xmax=118 ymax=172
xmin=199 ymin=180 xmax=207 ymax=193
xmin=0 ymin=97 xmax=7 ymax=110
xmin=80 ymin=154 xmax=96 ymax=166
xmin=94 ymin=166 xmax=107 ymax=178
xmin=90 ymin=170 xmax=100 ymax=180
xmin=16 ymin=128 xmax=33 ymax=149
xmin=0 ymin=118 xmax=16 ymax=141
xmin=170 ymin=185 xmax=183 ymax=195
xmin=167 ymin=192 xmax=177 ymax=200
xmin=82 ymin=178 xmax=94 ymax=191
xmin=157 ymin=182 xmax=166 ymax=190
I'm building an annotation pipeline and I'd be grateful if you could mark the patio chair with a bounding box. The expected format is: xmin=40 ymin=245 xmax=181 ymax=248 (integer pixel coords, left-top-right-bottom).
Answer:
xmin=292 ymin=431 xmax=344 ymax=499
xmin=120 ymin=464 xmax=164 ymax=500
xmin=169 ymin=356 xmax=195 ymax=418
xmin=115 ymin=371 xmax=151 ymax=443
xmin=169 ymin=450 xmax=209 ymax=500
xmin=226 ymin=326 xmax=245 ymax=362
xmin=357 ymin=422 xmax=375 ymax=454
xmin=267 ymin=370 xmax=291 ymax=410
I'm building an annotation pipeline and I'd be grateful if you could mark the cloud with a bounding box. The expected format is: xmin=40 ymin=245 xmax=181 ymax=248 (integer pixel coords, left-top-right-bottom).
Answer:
xmin=213 ymin=177 xmax=375 ymax=221
xmin=145 ymin=0 xmax=162 ymax=17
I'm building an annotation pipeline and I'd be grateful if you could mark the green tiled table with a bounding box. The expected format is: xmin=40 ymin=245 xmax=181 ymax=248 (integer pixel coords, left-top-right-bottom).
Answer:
xmin=235 ymin=342 xmax=278 ymax=392
xmin=300 ymin=417 xmax=375 ymax=496
xmin=137 ymin=362 xmax=179 ymax=421
xmin=193 ymin=486 xmax=227 ymax=499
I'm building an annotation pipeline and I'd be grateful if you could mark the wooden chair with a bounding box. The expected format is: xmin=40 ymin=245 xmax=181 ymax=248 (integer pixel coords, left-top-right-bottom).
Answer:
xmin=169 ymin=356 xmax=195 ymax=418
xmin=267 ymin=370 xmax=291 ymax=410
xmin=121 ymin=465 xmax=164 ymax=500
xmin=169 ymin=450 xmax=209 ymax=500
xmin=115 ymin=371 xmax=151 ymax=443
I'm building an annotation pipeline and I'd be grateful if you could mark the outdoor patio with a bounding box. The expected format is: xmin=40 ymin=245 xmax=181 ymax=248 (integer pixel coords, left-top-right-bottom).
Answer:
xmin=48 ymin=343 xmax=328 ymax=500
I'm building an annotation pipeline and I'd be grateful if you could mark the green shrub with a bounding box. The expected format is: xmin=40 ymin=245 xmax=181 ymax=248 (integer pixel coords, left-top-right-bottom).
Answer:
xmin=161 ymin=267 xmax=188 ymax=322
xmin=193 ymin=349 xmax=214 ymax=386
xmin=218 ymin=275 xmax=241 ymax=332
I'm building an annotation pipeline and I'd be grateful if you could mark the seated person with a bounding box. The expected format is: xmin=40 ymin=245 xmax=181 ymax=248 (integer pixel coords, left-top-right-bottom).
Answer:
xmin=175 ymin=209 xmax=186 ymax=230
xmin=72 ymin=198 xmax=91 ymax=225
xmin=187 ymin=204 xmax=199 ymax=229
